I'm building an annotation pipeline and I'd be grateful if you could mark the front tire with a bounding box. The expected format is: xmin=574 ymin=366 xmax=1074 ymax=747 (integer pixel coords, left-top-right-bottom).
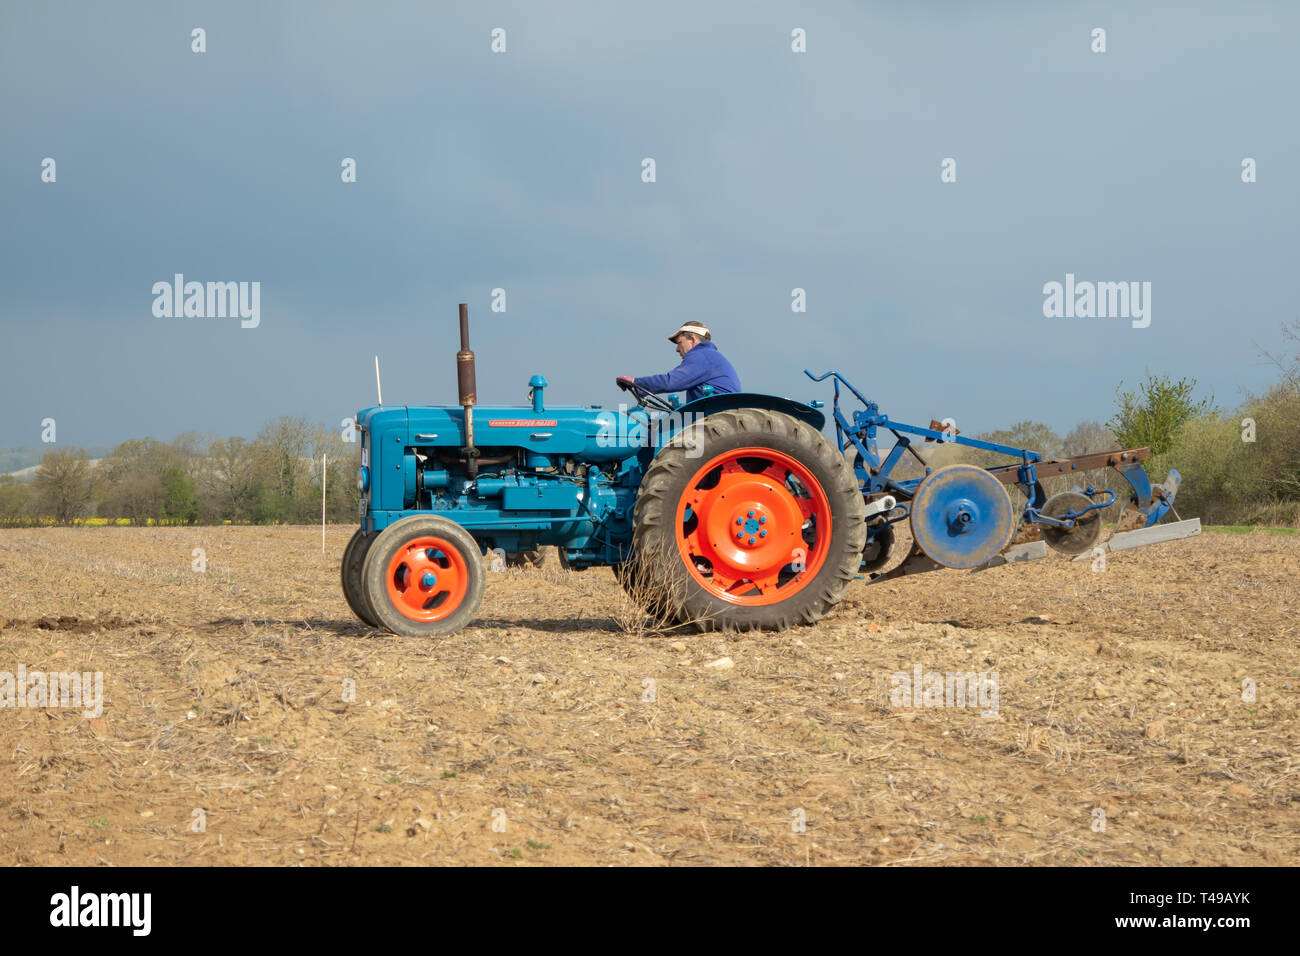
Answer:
xmin=341 ymin=528 xmax=380 ymax=627
xmin=632 ymin=408 xmax=866 ymax=631
xmin=361 ymin=515 xmax=486 ymax=637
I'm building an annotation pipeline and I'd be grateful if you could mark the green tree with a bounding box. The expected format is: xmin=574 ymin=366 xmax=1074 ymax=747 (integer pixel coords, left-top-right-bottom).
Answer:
xmin=1151 ymin=412 xmax=1259 ymax=525
xmin=1108 ymin=372 xmax=1213 ymax=456
xmin=0 ymin=475 xmax=35 ymax=525
xmin=203 ymin=436 xmax=256 ymax=522
xmin=161 ymin=466 xmax=199 ymax=523
xmin=34 ymin=448 xmax=94 ymax=524
xmin=96 ymin=438 xmax=171 ymax=524
xmin=256 ymin=416 xmax=313 ymax=501
xmin=1241 ymin=383 xmax=1300 ymax=500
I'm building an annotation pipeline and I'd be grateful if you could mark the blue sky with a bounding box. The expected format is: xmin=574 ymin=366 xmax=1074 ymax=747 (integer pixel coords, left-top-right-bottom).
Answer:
xmin=2 ymin=1 xmax=1296 ymax=449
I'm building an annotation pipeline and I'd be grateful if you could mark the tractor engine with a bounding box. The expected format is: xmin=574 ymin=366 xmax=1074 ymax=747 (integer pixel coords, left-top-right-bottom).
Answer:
xmin=355 ymin=388 xmax=646 ymax=567
xmin=354 ymin=303 xmax=651 ymax=574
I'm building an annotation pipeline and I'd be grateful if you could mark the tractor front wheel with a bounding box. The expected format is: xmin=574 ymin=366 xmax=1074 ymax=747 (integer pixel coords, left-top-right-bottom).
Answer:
xmin=631 ymin=408 xmax=866 ymax=631
xmin=341 ymin=527 xmax=381 ymax=627
xmin=361 ymin=515 xmax=486 ymax=637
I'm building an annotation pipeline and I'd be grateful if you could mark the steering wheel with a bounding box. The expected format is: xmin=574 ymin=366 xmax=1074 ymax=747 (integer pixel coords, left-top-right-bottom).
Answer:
xmin=616 ymin=377 xmax=675 ymax=413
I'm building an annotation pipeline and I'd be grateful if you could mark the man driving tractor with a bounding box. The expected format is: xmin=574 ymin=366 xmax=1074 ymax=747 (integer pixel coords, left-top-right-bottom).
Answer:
xmin=617 ymin=322 xmax=742 ymax=403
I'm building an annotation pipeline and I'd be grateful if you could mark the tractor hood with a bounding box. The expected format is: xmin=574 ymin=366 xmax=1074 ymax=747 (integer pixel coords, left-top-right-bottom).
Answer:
xmin=357 ymin=403 xmax=651 ymax=463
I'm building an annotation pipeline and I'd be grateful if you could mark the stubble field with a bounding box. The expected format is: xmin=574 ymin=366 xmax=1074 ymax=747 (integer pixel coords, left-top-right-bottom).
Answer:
xmin=0 ymin=525 xmax=1295 ymax=866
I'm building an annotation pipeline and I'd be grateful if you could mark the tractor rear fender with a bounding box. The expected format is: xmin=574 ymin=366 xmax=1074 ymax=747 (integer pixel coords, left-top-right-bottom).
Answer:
xmin=670 ymin=392 xmax=827 ymax=437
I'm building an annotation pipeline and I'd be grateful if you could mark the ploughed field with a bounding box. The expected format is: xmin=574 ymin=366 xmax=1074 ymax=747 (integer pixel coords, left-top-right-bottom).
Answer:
xmin=0 ymin=526 xmax=1295 ymax=866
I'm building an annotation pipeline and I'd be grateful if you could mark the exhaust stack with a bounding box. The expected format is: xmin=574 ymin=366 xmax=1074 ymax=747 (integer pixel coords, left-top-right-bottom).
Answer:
xmin=456 ymin=303 xmax=480 ymax=478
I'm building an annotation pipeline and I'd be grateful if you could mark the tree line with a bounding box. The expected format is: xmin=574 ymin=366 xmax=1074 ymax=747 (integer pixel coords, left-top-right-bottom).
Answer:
xmin=0 ymin=417 xmax=360 ymax=526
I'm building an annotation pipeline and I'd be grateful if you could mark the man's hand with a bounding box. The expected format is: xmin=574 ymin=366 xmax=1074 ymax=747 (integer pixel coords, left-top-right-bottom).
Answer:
xmin=616 ymin=376 xmax=635 ymax=390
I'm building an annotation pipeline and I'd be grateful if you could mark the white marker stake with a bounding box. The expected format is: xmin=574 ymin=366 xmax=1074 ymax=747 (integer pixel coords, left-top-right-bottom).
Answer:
xmin=322 ymin=453 xmax=327 ymax=554
xmin=375 ymin=356 xmax=383 ymax=405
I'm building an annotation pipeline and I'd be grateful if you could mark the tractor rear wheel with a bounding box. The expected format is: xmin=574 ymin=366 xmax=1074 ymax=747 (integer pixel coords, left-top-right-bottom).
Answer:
xmin=631 ymin=408 xmax=866 ymax=631
xmin=361 ymin=515 xmax=485 ymax=637
xmin=341 ymin=528 xmax=380 ymax=627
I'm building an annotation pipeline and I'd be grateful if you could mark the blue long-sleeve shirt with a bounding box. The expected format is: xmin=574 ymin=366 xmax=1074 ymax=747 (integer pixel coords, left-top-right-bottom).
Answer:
xmin=634 ymin=342 xmax=742 ymax=403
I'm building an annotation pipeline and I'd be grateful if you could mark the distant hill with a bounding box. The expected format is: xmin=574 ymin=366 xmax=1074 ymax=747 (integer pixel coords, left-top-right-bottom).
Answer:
xmin=0 ymin=447 xmax=111 ymax=481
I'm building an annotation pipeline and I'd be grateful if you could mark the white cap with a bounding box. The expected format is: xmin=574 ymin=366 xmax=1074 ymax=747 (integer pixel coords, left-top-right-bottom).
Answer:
xmin=668 ymin=322 xmax=710 ymax=342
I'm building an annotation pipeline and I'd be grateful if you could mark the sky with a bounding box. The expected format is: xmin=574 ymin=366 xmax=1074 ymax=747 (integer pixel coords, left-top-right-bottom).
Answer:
xmin=2 ymin=0 xmax=1297 ymax=450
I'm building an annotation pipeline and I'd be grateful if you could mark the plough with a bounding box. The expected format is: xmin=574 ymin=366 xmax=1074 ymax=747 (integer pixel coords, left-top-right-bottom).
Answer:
xmin=805 ymin=369 xmax=1200 ymax=580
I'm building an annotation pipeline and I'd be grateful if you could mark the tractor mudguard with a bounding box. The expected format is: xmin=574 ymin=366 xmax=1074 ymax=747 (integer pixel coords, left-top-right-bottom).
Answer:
xmin=673 ymin=392 xmax=826 ymax=433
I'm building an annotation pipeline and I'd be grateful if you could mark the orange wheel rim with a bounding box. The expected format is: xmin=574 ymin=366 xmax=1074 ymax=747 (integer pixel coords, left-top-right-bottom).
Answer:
xmin=384 ymin=536 xmax=469 ymax=622
xmin=674 ymin=447 xmax=833 ymax=606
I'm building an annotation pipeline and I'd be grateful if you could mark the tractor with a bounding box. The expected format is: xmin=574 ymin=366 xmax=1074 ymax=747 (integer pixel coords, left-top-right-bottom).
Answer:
xmin=341 ymin=305 xmax=1197 ymax=637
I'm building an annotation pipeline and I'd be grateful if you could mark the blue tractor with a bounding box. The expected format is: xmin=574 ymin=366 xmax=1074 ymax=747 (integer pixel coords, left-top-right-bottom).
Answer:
xmin=341 ymin=306 xmax=1189 ymax=637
